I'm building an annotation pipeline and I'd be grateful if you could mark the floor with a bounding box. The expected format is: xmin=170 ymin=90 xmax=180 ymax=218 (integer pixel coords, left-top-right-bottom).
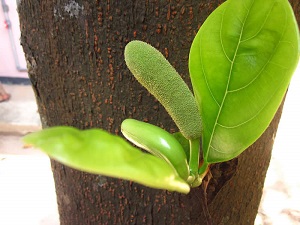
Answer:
xmin=0 ymin=142 xmax=60 ymax=225
xmin=0 ymin=84 xmax=59 ymax=225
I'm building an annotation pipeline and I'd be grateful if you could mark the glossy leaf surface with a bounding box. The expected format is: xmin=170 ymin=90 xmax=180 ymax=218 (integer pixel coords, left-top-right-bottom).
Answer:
xmin=189 ymin=0 xmax=299 ymax=163
xmin=23 ymin=127 xmax=190 ymax=193
xmin=121 ymin=119 xmax=189 ymax=180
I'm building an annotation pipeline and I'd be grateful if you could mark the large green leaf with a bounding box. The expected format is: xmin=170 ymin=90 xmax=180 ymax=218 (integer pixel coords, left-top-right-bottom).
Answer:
xmin=23 ymin=127 xmax=190 ymax=193
xmin=189 ymin=0 xmax=299 ymax=163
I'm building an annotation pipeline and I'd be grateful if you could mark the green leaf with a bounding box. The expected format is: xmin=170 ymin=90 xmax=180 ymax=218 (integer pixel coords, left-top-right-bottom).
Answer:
xmin=23 ymin=127 xmax=190 ymax=193
xmin=189 ymin=0 xmax=299 ymax=163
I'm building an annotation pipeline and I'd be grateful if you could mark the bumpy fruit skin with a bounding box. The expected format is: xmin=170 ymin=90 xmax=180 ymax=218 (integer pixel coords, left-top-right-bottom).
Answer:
xmin=121 ymin=119 xmax=189 ymax=180
xmin=124 ymin=40 xmax=202 ymax=140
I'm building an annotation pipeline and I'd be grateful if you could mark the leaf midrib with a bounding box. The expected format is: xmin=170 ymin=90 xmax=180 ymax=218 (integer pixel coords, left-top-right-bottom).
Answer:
xmin=206 ymin=1 xmax=253 ymax=156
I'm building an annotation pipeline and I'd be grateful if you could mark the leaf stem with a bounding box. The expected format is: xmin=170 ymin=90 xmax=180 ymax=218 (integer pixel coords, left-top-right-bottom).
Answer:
xmin=189 ymin=138 xmax=200 ymax=178
xmin=198 ymin=161 xmax=209 ymax=176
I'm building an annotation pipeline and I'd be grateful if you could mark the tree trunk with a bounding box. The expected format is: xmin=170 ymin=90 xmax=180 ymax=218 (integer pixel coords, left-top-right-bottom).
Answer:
xmin=18 ymin=1 xmax=299 ymax=224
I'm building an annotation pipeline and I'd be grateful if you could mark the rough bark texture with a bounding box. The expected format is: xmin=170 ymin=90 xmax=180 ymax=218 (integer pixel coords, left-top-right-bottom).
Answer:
xmin=18 ymin=1 xmax=299 ymax=224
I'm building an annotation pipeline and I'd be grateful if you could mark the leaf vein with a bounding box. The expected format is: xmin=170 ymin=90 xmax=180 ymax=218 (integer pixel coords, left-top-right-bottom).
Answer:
xmin=200 ymin=34 xmax=221 ymax=107
xmin=209 ymin=144 xmax=227 ymax=154
xmin=220 ymin=8 xmax=233 ymax=63
xmin=217 ymin=75 xmax=286 ymax=129
xmin=228 ymin=5 xmax=288 ymax=93
xmin=206 ymin=0 xmax=254 ymax=156
xmin=240 ymin=2 xmax=275 ymax=43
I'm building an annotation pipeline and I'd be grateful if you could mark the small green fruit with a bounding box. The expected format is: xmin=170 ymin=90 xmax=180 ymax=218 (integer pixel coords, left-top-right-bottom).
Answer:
xmin=124 ymin=40 xmax=202 ymax=140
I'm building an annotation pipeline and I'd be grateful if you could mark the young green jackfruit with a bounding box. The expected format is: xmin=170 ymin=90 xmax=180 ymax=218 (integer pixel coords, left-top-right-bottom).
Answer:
xmin=124 ymin=40 xmax=202 ymax=140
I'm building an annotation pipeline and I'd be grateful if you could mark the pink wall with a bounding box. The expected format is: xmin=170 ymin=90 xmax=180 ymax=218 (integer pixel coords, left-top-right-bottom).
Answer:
xmin=0 ymin=0 xmax=27 ymax=78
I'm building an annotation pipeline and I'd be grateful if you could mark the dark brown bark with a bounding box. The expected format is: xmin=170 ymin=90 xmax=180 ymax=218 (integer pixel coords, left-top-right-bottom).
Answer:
xmin=18 ymin=0 xmax=299 ymax=224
